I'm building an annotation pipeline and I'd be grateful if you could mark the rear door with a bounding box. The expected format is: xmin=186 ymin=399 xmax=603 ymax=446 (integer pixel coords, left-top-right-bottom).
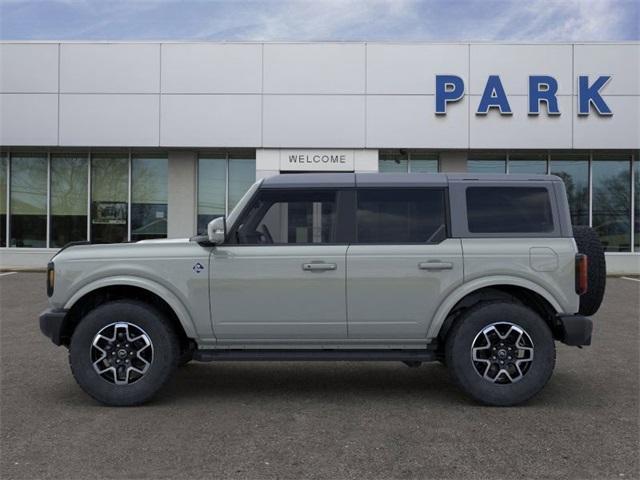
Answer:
xmin=346 ymin=187 xmax=463 ymax=340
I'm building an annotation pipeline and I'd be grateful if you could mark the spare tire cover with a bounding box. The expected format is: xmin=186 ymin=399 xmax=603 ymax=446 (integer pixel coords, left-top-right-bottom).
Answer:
xmin=572 ymin=226 xmax=606 ymax=316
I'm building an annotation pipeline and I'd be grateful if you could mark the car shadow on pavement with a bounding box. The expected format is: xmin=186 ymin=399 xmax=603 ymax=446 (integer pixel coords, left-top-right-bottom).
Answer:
xmin=143 ymin=362 xmax=600 ymax=408
xmin=45 ymin=359 xmax=603 ymax=409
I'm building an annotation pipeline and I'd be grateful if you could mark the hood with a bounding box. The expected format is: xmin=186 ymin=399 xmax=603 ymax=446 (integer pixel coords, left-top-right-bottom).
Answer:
xmin=136 ymin=238 xmax=191 ymax=244
xmin=51 ymin=238 xmax=198 ymax=263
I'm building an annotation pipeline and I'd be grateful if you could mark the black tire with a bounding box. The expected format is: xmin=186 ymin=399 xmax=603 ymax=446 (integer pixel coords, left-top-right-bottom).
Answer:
xmin=69 ymin=300 xmax=180 ymax=406
xmin=573 ymin=226 xmax=606 ymax=316
xmin=445 ymin=301 xmax=555 ymax=406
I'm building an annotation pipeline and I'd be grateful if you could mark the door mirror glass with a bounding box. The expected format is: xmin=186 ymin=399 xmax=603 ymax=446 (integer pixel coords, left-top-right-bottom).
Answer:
xmin=207 ymin=216 xmax=226 ymax=244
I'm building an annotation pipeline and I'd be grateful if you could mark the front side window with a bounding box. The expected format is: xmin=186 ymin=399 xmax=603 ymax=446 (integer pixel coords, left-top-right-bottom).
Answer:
xmin=467 ymin=187 xmax=554 ymax=234
xmin=356 ymin=189 xmax=446 ymax=243
xmin=235 ymin=190 xmax=337 ymax=245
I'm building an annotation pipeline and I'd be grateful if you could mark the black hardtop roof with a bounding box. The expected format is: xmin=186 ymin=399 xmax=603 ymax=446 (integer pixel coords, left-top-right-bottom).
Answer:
xmin=261 ymin=172 xmax=561 ymax=188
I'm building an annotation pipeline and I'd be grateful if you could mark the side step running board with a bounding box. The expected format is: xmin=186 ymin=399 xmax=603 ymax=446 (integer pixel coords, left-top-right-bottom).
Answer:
xmin=192 ymin=349 xmax=438 ymax=362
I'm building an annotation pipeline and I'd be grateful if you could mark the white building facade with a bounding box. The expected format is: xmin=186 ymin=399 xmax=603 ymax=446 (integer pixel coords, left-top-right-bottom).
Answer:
xmin=0 ymin=41 xmax=638 ymax=273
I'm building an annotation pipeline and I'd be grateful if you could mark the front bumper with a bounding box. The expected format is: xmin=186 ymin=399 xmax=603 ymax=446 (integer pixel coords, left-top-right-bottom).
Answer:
xmin=556 ymin=314 xmax=593 ymax=346
xmin=39 ymin=308 xmax=68 ymax=346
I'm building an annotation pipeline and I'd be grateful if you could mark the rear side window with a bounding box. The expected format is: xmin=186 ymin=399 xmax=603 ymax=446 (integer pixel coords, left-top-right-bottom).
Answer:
xmin=356 ymin=188 xmax=447 ymax=243
xmin=466 ymin=187 xmax=554 ymax=233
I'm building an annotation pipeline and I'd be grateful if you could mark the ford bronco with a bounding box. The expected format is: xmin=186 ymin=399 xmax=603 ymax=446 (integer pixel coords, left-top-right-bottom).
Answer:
xmin=39 ymin=173 xmax=606 ymax=406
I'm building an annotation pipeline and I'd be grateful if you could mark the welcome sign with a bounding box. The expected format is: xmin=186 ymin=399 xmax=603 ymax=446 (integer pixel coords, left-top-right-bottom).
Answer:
xmin=280 ymin=150 xmax=355 ymax=172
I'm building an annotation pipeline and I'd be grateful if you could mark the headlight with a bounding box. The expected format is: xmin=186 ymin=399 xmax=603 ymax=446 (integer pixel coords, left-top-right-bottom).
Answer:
xmin=47 ymin=262 xmax=55 ymax=297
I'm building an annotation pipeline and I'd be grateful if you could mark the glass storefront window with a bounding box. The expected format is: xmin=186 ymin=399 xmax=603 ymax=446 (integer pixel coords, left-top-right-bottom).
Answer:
xmin=10 ymin=154 xmax=47 ymax=247
xmin=410 ymin=153 xmax=438 ymax=173
xmin=228 ymin=152 xmax=256 ymax=211
xmin=379 ymin=151 xmax=408 ymax=173
xmin=198 ymin=155 xmax=226 ymax=234
xmin=468 ymin=152 xmax=506 ymax=173
xmin=592 ymin=154 xmax=632 ymax=252
xmin=197 ymin=153 xmax=256 ymax=234
xmin=0 ymin=154 xmax=6 ymax=247
xmin=635 ymin=155 xmax=639 ymax=251
xmin=508 ymin=152 xmax=548 ymax=174
xmin=50 ymin=155 xmax=88 ymax=248
xmin=91 ymin=154 xmax=128 ymax=244
xmin=550 ymin=154 xmax=589 ymax=226
xmin=131 ymin=155 xmax=168 ymax=242
xmin=379 ymin=151 xmax=438 ymax=173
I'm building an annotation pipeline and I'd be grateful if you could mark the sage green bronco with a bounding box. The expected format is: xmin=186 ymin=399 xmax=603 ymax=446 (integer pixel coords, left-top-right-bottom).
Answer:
xmin=40 ymin=173 xmax=605 ymax=406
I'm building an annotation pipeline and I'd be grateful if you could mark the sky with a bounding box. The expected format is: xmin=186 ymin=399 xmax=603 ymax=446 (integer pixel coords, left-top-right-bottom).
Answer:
xmin=0 ymin=0 xmax=638 ymax=42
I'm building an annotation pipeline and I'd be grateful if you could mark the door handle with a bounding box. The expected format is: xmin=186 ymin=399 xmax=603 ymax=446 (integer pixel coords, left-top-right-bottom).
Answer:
xmin=302 ymin=262 xmax=337 ymax=272
xmin=418 ymin=261 xmax=453 ymax=271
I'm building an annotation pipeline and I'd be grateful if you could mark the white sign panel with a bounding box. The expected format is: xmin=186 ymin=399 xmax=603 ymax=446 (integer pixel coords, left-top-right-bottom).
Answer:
xmin=279 ymin=149 xmax=355 ymax=172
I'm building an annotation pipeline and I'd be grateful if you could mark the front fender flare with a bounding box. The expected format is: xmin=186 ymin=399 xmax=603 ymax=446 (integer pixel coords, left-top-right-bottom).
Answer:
xmin=426 ymin=275 xmax=564 ymax=339
xmin=64 ymin=275 xmax=198 ymax=338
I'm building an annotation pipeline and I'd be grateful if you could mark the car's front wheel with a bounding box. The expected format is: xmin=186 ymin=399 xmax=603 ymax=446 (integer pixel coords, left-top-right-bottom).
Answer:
xmin=445 ymin=301 xmax=555 ymax=406
xmin=69 ymin=300 xmax=180 ymax=406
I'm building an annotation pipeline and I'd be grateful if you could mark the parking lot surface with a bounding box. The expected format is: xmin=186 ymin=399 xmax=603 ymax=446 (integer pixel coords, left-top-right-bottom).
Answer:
xmin=1 ymin=273 xmax=638 ymax=480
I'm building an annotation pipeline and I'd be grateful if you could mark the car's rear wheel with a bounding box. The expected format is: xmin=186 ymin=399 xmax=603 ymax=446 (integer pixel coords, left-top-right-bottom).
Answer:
xmin=69 ymin=300 xmax=180 ymax=406
xmin=445 ymin=301 xmax=555 ymax=406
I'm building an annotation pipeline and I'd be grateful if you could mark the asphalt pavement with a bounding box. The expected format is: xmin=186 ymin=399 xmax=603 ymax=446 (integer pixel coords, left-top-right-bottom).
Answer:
xmin=1 ymin=272 xmax=638 ymax=480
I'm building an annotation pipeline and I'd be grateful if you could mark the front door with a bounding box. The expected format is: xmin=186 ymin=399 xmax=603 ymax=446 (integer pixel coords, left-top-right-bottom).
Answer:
xmin=346 ymin=188 xmax=464 ymax=340
xmin=210 ymin=188 xmax=348 ymax=341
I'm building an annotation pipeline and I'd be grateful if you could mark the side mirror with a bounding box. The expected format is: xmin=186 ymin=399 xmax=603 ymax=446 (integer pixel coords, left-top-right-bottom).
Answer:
xmin=207 ymin=216 xmax=226 ymax=245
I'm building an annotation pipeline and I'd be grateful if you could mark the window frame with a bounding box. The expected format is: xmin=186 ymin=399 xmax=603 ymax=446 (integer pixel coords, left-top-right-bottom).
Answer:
xmin=196 ymin=151 xmax=256 ymax=234
xmin=226 ymin=187 xmax=353 ymax=246
xmin=449 ymin=182 xmax=564 ymax=238
xmin=353 ymin=187 xmax=450 ymax=245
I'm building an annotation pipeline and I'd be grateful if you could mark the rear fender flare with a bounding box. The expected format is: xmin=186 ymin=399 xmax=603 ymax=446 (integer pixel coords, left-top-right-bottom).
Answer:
xmin=427 ymin=275 xmax=563 ymax=339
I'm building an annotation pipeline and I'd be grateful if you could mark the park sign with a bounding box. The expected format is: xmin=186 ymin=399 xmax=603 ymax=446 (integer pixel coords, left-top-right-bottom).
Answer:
xmin=435 ymin=75 xmax=613 ymax=116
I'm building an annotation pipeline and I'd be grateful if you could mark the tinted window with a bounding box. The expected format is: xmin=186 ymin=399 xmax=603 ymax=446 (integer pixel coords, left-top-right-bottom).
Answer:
xmin=466 ymin=187 xmax=554 ymax=233
xmin=357 ymin=189 xmax=446 ymax=243
xmin=236 ymin=190 xmax=337 ymax=244
xmin=592 ymin=155 xmax=631 ymax=252
xmin=50 ymin=155 xmax=88 ymax=248
xmin=10 ymin=154 xmax=47 ymax=247
xmin=550 ymin=156 xmax=589 ymax=226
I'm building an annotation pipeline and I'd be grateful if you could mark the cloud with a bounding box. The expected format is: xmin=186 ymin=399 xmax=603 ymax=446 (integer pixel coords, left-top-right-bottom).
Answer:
xmin=0 ymin=0 xmax=637 ymax=41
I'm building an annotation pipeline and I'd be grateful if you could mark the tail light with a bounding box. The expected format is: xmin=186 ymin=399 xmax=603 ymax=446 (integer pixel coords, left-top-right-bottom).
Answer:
xmin=47 ymin=262 xmax=55 ymax=297
xmin=575 ymin=254 xmax=588 ymax=295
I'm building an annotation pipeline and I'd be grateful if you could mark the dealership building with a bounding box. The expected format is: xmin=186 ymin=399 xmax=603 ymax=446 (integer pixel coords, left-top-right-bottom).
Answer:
xmin=0 ymin=41 xmax=638 ymax=273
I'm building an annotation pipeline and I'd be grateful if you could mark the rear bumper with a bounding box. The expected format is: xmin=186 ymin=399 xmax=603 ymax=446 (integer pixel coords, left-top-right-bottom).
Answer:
xmin=39 ymin=308 xmax=68 ymax=346
xmin=556 ymin=314 xmax=593 ymax=346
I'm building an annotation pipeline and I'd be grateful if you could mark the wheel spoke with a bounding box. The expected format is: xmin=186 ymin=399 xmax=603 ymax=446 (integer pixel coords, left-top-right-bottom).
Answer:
xmin=471 ymin=322 xmax=535 ymax=385
xmin=90 ymin=322 xmax=154 ymax=386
